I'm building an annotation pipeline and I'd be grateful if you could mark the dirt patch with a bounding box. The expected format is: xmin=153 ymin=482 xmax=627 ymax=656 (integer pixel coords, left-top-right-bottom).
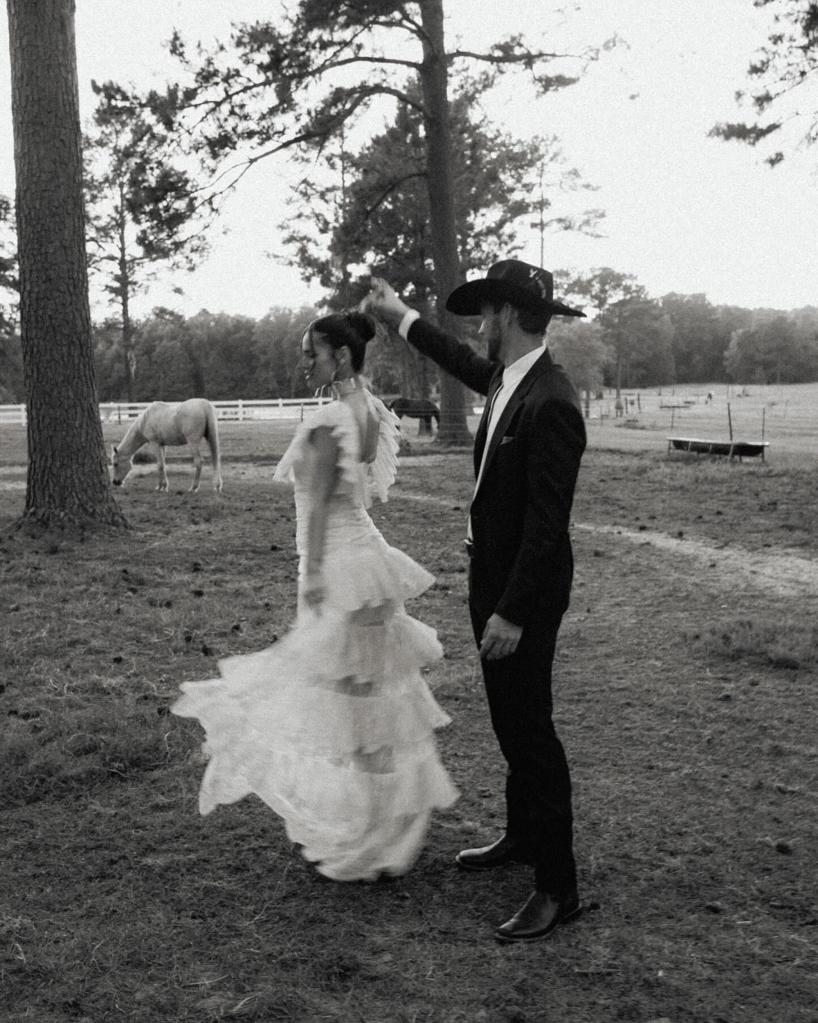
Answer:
xmin=575 ymin=522 xmax=818 ymax=598
xmin=0 ymin=466 xmax=25 ymax=490
xmin=388 ymin=475 xmax=818 ymax=599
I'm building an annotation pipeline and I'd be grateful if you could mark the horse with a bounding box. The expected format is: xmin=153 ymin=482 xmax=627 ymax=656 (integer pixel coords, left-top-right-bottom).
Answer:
xmin=386 ymin=397 xmax=440 ymax=434
xmin=111 ymin=398 xmax=223 ymax=493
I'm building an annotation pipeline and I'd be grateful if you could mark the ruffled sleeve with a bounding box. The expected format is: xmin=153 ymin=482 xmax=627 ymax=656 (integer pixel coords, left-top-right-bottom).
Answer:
xmin=365 ymin=395 xmax=401 ymax=505
xmin=273 ymin=401 xmax=360 ymax=495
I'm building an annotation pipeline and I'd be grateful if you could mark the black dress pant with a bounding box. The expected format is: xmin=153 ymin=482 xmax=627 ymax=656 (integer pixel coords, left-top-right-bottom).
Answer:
xmin=469 ymin=601 xmax=576 ymax=896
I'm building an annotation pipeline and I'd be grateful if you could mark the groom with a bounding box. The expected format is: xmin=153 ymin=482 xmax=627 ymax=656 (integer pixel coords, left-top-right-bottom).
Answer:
xmin=365 ymin=260 xmax=587 ymax=942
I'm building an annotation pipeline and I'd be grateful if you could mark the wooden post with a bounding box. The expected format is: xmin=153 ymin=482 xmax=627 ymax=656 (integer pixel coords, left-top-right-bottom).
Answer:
xmin=761 ymin=407 xmax=766 ymax=462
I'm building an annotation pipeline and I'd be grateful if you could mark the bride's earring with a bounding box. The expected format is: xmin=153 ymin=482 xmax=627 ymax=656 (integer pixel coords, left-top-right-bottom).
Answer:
xmin=331 ymin=355 xmax=346 ymax=384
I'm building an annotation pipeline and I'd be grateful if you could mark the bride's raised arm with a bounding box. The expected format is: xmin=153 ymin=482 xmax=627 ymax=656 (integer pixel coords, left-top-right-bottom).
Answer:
xmin=302 ymin=425 xmax=341 ymax=610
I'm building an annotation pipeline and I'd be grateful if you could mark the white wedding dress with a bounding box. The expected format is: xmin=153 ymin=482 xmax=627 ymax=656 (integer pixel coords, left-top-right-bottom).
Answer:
xmin=172 ymin=392 xmax=458 ymax=880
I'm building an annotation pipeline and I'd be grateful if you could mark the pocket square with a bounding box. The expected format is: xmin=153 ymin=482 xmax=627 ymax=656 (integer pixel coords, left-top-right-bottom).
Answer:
xmin=499 ymin=435 xmax=515 ymax=446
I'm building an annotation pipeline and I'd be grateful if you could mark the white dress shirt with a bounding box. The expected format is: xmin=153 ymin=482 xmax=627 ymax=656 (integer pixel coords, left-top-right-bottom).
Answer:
xmin=474 ymin=344 xmax=546 ymax=494
xmin=470 ymin=345 xmax=548 ymax=540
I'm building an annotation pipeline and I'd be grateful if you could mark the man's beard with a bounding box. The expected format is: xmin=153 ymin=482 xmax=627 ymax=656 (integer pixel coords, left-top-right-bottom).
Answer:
xmin=486 ymin=323 xmax=503 ymax=363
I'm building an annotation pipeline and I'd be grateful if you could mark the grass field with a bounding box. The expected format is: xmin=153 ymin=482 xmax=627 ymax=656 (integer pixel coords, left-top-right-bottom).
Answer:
xmin=1 ymin=385 xmax=817 ymax=1022
xmin=1 ymin=378 xmax=815 ymax=471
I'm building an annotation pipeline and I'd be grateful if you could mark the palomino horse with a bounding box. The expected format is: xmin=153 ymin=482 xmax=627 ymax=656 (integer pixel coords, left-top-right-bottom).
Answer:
xmin=111 ymin=399 xmax=223 ymax=493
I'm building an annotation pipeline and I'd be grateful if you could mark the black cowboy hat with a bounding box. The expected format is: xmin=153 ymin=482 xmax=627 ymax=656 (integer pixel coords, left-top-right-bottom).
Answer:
xmin=446 ymin=259 xmax=585 ymax=318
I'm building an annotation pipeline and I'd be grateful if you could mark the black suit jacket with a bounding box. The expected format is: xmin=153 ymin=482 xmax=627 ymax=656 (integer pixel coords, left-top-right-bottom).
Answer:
xmin=406 ymin=318 xmax=586 ymax=627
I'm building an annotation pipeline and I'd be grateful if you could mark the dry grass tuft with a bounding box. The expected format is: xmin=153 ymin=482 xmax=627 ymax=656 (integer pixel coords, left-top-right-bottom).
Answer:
xmin=691 ymin=618 xmax=818 ymax=670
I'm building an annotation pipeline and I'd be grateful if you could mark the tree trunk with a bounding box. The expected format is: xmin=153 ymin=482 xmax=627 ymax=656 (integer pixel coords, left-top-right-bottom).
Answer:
xmin=414 ymin=290 xmax=432 ymax=401
xmin=117 ymin=184 xmax=135 ymax=403
xmin=418 ymin=0 xmax=470 ymax=446
xmin=7 ymin=0 xmax=126 ymax=529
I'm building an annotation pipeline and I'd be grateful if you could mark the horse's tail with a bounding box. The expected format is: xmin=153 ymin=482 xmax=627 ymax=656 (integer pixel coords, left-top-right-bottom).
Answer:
xmin=203 ymin=400 xmax=223 ymax=489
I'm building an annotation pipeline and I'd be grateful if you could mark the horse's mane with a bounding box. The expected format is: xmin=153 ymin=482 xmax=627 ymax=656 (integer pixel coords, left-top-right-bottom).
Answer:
xmin=120 ymin=403 xmax=155 ymax=447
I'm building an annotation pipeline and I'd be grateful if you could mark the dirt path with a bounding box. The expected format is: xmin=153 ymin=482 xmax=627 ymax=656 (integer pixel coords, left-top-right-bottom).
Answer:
xmin=574 ymin=523 xmax=817 ymax=598
xmin=394 ymin=487 xmax=818 ymax=599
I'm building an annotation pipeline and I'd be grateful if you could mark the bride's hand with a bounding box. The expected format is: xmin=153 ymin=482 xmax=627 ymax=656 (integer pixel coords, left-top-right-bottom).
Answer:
xmin=361 ymin=277 xmax=409 ymax=327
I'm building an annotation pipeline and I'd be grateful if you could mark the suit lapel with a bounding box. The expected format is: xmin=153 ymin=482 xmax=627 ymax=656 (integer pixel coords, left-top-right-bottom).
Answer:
xmin=474 ymin=367 xmax=505 ymax=477
xmin=474 ymin=349 xmax=553 ymax=496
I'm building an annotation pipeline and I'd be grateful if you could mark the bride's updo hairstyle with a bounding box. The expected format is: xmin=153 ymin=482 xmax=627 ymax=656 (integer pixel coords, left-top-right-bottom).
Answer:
xmin=305 ymin=310 xmax=377 ymax=372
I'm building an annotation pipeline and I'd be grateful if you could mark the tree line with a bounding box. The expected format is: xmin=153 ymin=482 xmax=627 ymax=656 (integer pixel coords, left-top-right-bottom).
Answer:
xmin=3 ymin=283 xmax=816 ymax=408
xmin=85 ymin=292 xmax=818 ymax=401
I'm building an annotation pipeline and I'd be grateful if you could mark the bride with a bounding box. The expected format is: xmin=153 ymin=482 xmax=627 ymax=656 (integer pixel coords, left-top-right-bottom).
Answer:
xmin=172 ymin=310 xmax=458 ymax=881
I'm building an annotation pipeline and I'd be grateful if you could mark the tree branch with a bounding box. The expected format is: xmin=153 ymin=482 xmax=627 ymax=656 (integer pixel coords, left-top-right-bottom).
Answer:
xmin=197 ymin=85 xmax=424 ymax=199
xmin=312 ymin=52 xmax=422 ymax=72
xmin=361 ymin=171 xmax=428 ymax=220
xmin=449 ymin=47 xmax=580 ymax=64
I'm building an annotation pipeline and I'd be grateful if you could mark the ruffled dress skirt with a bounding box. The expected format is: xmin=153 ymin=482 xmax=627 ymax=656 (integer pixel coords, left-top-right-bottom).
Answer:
xmin=172 ymin=519 xmax=458 ymax=881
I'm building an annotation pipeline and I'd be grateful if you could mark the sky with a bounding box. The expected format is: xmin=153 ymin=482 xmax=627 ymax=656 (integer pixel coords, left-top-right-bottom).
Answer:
xmin=1 ymin=0 xmax=816 ymax=319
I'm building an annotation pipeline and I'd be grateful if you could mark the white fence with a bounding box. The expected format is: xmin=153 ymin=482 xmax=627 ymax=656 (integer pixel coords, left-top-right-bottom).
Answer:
xmin=0 ymin=397 xmax=333 ymax=427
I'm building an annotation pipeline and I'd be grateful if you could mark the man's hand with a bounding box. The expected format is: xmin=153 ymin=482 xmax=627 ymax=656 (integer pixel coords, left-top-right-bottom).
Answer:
xmin=360 ymin=277 xmax=410 ymax=330
xmin=479 ymin=613 xmax=523 ymax=660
